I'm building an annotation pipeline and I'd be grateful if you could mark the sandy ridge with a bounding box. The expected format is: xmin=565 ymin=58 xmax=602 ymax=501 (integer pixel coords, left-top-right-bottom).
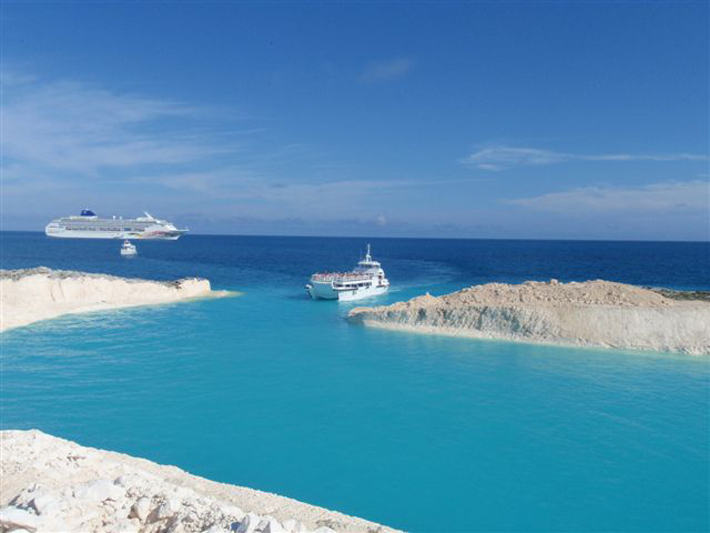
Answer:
xmin=348 ymin=280 xmax=710 ymax=355
xmin=0 ymin=267 xmax=233 ymax=332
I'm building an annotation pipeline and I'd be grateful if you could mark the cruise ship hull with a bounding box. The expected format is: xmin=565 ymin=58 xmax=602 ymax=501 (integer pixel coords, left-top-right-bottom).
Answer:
xmin=44 ymin=211 xmax=187 ymax=240
xmin=45 ymin=229 xmax=184 ymax=240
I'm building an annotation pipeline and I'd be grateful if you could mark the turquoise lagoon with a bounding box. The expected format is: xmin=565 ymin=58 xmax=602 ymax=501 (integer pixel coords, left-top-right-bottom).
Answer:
xmin=1 ymin=233 xmax=708 ymax=531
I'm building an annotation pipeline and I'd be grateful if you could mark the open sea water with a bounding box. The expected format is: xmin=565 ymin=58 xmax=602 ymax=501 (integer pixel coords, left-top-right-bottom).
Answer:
xmin=1 ymin=232 xmax=708 ymax=532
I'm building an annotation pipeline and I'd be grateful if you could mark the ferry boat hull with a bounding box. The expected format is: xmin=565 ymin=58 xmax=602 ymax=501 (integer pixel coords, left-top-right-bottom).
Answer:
xmin=306 ymin=281 xmax=339 ymax=300
xmin=336 ymin=284 xmax=389 ymax=301
xmin=306 ymin=281 xmax=389 ymax=301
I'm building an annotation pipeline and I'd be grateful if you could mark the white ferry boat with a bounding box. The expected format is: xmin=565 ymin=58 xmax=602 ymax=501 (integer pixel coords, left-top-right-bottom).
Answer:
xmin=306 ymin=245 xmax=390 ymax=301
xmin=45 ymin=210 xmax=187 ymax=240
xmin=120 ymin=240 xmax=137 ymax=256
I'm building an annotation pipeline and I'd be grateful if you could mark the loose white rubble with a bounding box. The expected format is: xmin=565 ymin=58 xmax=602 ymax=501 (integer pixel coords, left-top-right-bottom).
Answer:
xmin=348 ymin=280 xmax=710 ymax=355
xmin=0 ymin=430 xmax=396 ymax=533
xmin=0 ymin=268 xmax=233 ymax=332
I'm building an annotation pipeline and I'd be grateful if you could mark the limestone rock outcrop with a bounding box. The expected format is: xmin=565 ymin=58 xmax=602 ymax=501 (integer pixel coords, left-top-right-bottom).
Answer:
xmin=0 ymin=268 xmax=231 ymax=332
xmin=348 ymin=280 xmax=710 ymax=355
xmin=0 ymin=430 xmax=395 ymax=533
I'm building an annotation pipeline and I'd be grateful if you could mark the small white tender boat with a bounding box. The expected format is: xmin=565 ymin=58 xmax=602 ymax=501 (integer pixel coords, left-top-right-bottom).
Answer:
xmin=120 ymin=240 xmax=137 ymax=256
xmin=306 ymin=244 xmax=389 ymax=301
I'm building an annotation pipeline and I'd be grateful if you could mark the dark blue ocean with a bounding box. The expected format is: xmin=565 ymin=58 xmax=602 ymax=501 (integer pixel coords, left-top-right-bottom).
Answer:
xmin=1 ymin=232 xmax=709 ymax=532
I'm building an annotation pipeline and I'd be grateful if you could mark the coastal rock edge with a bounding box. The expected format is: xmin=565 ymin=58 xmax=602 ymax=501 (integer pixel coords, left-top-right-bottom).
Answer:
xmin=0 ymin=267 xmax=233 ymax=332
xmin=347 ymin=280 xmax=710 ymax=355
xmin=0 ymin=430 xmax=397 ymax=533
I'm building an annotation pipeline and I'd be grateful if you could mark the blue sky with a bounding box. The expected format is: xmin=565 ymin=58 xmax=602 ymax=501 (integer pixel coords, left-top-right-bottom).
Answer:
xmin=2 ymin=1 xmax=708 ymax=240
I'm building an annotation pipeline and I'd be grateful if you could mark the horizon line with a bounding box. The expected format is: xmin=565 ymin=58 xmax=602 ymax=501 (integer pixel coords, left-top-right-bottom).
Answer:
xmin=1 ymin=229 xmax=708 ymax=244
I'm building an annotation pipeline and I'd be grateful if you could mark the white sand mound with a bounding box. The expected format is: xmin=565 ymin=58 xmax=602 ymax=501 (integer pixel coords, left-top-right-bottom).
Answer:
xmin=0 ymin=430 xmax=396 ymax=533
xmin=0 ymin=267 xmax=232 ymax=332
xmin=348 ymin=280 xmax=710 ymax=355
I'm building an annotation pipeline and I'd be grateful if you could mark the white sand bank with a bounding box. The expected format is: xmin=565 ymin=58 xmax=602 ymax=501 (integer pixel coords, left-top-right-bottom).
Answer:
xmin=348 ymin=280 xmax=710 ymax=355
xmin=0 ymin=268 xmax=233 ymax=333
xmin=0 ymin=430 xmax=396 ymax=533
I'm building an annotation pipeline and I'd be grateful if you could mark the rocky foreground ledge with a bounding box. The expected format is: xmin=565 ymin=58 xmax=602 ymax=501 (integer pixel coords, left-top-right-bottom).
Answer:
xmin=348 ymin=280 xmax=710 ymax=355
xmin=0 ymin=431 xmax=395 ymax=533
xmin=0 ymin=268 xmax=231 ymax=332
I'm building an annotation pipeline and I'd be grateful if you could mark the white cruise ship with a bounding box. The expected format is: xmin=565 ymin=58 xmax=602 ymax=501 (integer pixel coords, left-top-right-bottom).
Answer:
xmin=45 ymin=210 xmax=188 ymax=240
xmin=306 ymin=245 xmax=390 ymax=301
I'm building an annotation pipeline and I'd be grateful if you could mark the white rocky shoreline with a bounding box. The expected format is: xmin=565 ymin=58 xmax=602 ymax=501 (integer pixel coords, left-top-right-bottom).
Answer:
xmin=348 ymin=280 xmax=710 ymax=355
xmin=0 ymin=430 xmax=396 ymax=533
xmin=0 ymin=267 xmax=233 ymax=333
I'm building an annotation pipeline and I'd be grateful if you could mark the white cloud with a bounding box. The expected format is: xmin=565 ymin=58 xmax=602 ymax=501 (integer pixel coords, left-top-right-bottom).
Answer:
xmin=1 ymin=71 xmax=471 ymax=228
xmin=148 ymin=172 xmax=413 ymax=204
xmin=462 ymin=145 xmax=708 ymax=171
xmin=1 ymin=71 xmax=233 ymax=177
xmin=509 ymin=180 xmax=710 ymax=213
xmin=360 ymin=58 xmax=413 ymax=83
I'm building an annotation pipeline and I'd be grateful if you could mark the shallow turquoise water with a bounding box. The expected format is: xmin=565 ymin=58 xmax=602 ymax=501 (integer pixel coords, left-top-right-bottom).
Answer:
xmin=1 ymin=234 xmax=709 ymax=531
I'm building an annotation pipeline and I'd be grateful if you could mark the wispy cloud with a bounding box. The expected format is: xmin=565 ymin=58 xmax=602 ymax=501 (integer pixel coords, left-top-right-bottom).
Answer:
xmin=509 ymin=180 xmax=709 ymax=213
xmin=2 ymin=70 xmax=470 ymax=229
xmin=141 ymin=171 xmax=415 ymax=207
xmin=1 ymin=70 xmax=237 ymax=178
xmin=462 ymin=145 xmax=708 ymax=171
xmin=360 ymin=58 xmax=414 ymax=83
